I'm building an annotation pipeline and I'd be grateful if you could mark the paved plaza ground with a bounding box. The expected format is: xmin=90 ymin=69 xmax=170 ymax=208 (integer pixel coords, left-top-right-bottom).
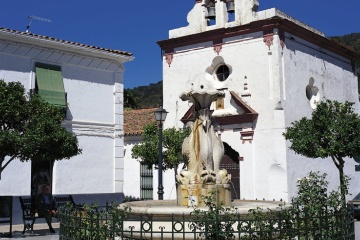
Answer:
xmin=0 ymin=221 xmax=359 ymax=239
xmin=0 ymin=223 xmax=59 ymax=239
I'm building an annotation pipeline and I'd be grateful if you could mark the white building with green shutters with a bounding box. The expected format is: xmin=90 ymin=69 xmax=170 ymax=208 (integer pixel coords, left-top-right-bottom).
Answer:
xmin=0 ymin=27 xmax=133 ymax=210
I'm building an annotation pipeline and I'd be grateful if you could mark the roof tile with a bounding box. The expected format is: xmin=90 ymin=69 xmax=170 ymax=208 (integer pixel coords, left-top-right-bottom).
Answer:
xmin=0 ymin=27 xmax=133 ymax=56
xmin=124 ymin=108 xmax=157 ymax=136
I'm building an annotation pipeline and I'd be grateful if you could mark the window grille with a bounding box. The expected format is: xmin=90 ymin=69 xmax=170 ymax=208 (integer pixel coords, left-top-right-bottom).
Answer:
xmin=140 ymin=163 xmax=153 ymax=200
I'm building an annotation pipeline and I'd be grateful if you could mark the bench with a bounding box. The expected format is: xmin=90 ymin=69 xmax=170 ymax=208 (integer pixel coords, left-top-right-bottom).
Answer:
xmin=0 ymin=196 xmax=12 ymax=238
xmin=19 ymin=195 xmax=79 ymax=234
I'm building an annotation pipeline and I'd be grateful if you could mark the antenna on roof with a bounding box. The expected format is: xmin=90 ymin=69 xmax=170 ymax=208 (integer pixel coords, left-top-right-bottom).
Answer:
xmin=26 ymin=15 xmax=52 ymax=33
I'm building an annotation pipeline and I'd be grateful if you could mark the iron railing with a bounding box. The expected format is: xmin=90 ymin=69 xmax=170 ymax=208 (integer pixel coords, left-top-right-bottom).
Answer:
xmin=58 ymin=204 xmax=355 ymax=240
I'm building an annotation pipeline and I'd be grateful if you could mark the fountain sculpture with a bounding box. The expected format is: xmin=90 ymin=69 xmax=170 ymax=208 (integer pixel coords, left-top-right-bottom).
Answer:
xmin=120 ymin=82 xmax=282 ymax=239
xmin=176 ymin=86 xmax=232 ymax=207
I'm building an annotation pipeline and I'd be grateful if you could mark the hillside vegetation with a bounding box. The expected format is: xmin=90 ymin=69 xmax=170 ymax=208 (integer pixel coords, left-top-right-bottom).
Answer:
xmin=126 ymin=33 xmax=360 ymax=109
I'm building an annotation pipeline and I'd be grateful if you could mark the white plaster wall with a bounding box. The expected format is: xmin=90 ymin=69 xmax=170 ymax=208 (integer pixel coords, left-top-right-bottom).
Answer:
xmin=0 ymin=54 xmax=32 ymax=90
xmin=54 ymin=135 xmax=115 ymax=194
xmin=159 ymin=166 xmax=179 ymax=200
xmin=163 ymin=23 xmax=359 ymax=203
xmin=124 ymin=136 xmax=179 ymax=200
xmin=0 ymin=158 xmax=31 ymax=195
xmin=62 ymin=65 xmax=115 ymax=124
xmin=163 ymin=34 xmax=290 ymax=201
xmin=282 ymin=34 xmax=360 ymax=200
xmin=0 ymin=42 xmax=126 ymax=196
xmin=123 ymin=139 xmax=141 ymax=198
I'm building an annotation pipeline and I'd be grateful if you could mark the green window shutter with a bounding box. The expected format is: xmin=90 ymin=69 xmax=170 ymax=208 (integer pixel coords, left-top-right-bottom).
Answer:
xmin=35 ymin=64 xmax=67 ymax=108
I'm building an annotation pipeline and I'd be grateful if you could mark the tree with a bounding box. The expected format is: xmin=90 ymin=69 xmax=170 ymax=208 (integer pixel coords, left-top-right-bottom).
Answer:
xmin=124 ymin=89 xmax=139 ymax=109
xmin=283 ymin=99 xmax=360 ymax=205
xmin=131 ymin=122 xmax=190 ymax=180
xmin=0 ymin=80 xmax=82 ymax=179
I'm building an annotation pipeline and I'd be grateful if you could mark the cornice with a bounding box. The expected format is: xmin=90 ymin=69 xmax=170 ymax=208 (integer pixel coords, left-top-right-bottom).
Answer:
xmin=0 ymin=28 xmax=134 ymax=66
xmin=181 ymin=92 xmax=258 ymax=126
xmin=158 ymin=17 xmax=358 ymax=63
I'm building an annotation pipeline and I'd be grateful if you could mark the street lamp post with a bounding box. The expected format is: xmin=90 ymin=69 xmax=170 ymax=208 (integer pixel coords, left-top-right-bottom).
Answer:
xmin=154 ymin=105 xmax=168 ymax=200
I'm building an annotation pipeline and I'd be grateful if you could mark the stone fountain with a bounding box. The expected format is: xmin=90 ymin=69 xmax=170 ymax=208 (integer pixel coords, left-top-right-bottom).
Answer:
xmin=176 ymin=86 xmax=232 ymax=207
xmin=120 ymin=83 xmax=282 ymax=239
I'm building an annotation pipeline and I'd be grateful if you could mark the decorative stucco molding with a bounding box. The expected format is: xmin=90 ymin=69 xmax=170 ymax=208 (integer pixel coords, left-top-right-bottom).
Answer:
xmin=263 ymin=31 xmax=274 ymax=50
xmin=213 ymin=43 xmax=223 ymax=55
xmin=165 ymin=53 xmax=174 ymax=67
xmin=240 ymin=130 xmax=254 ymax=144
xmin=64 ymin=120 xmax=117 ymax=139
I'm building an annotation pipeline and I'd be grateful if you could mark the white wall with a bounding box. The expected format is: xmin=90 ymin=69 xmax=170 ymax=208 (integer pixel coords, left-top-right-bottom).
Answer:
xmin=123 ymin=138 xmax=141 ymax=198
xmin=281 ymin=34 xmax=360 ymax=199
xmin=124 ymin=135 xmax=180 ymax=200
xmin=162 ymin=23 xmax=359 ymax=203
xmin=54 ymin=135 xmax=115 ymax=194
xmin=0 ymin=38 xmax=127 ymax=196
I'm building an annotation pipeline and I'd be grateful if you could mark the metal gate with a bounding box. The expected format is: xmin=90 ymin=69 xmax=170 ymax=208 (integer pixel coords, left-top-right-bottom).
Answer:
xmin=220 ymin=156 xmax=240 ymax=200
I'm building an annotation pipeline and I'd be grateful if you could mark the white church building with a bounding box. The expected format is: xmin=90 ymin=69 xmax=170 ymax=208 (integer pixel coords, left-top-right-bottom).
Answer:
xmin=151 ymin=0 xmax=360 ymax=202
xmin=0 ymin=27 xmax=133 ymax=209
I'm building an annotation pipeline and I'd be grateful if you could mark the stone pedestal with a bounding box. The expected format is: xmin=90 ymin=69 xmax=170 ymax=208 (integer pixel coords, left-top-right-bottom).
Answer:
xmin=177 ymin=183 xmax=231 ymax=207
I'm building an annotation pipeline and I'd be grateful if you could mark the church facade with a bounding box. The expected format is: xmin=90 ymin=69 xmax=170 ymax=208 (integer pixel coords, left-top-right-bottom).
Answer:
xmin=157 ymin=0 xmax=359 ymax=201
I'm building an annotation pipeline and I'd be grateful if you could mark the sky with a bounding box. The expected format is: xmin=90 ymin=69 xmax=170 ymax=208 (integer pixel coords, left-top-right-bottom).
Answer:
xmin=1 ymin=0 xmax=359 ymax=89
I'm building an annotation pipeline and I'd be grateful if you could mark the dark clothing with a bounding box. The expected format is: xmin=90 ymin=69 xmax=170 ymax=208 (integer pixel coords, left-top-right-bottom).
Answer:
xmin=37 ymin=193 xmax=56 ymax=212
xmin=36 ymin=193 xmax=56 ymax=233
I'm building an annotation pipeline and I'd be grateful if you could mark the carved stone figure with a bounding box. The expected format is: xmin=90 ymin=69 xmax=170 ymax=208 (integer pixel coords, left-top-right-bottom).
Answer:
xmin=180 ymin=87 xmax=225 ymax=183
xmin=176 ymin=83 xmax=232 ymax=206
xmin=216 ymin=169 xmax=232 ymax=184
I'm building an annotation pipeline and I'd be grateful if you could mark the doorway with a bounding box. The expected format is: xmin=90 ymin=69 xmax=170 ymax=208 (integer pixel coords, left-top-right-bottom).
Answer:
xmin=220 ymin=156 xmax=240 ymax=200
xmin=31 ymin=160 xmax=53 ymax=197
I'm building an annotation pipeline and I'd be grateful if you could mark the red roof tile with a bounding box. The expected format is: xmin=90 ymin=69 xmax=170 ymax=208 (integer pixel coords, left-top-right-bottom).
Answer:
xmin=124 ymin=108 xmax=157 ymax=136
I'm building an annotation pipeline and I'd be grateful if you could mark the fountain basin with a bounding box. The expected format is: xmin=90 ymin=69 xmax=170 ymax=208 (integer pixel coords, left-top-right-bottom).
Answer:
xmin=119 ymin=199 xmax=286 ymax=239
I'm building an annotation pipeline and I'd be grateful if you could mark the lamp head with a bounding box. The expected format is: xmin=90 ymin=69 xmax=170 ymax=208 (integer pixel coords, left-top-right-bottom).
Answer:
xmin=154 ymin=105 xmax=168 ymax=123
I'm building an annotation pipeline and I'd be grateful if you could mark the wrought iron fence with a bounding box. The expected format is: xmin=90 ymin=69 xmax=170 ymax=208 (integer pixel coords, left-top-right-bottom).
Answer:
xmin=58 ymin=203 xmax=355 ymax=240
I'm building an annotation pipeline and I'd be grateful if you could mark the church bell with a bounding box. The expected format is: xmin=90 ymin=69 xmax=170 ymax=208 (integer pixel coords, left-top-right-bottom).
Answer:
xmin=206 ymin=7 xmax=216 ymax=20
xmin=226 ymin=1 xmax=235 ymax=13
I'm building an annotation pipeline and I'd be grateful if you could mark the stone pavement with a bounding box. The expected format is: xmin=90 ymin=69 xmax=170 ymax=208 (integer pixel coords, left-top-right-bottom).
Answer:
xmin=0 ymin=221 xmax=359 ymax=239
xmin=0 ymin=223 xmax=59 ymax=239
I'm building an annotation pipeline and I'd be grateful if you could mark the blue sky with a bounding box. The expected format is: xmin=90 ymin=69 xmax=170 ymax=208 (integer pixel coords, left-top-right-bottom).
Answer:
xmin=1 ymin=0 xmax=359 ymax=89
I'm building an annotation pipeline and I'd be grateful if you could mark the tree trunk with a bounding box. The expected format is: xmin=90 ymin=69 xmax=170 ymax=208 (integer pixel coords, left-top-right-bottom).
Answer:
xmin=0 ymin=156 xmax=4 ymax=180
xmin=338 ymin=159 xmax=346 ymax=207
xmin=0 ymin=156 xmax=16 ymax=181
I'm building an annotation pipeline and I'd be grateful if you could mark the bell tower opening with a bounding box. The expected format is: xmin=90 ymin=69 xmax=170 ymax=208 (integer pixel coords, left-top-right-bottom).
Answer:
xmin=205 ymin=0 xmax=216 ymax=26
xmin=226 ymin=0 xmax=235 ymax=22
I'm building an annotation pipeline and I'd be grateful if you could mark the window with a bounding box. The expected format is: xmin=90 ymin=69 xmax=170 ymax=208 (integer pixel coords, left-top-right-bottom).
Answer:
xmin=216 ymin=64 xmax=230 ymax=81
xmin=35 ymin=63 xmax=67 ymax=110
xmin=140 ymin=163 xmax=153 ymax=200
xmin=216 ymin=98 xmax=224 ymax=110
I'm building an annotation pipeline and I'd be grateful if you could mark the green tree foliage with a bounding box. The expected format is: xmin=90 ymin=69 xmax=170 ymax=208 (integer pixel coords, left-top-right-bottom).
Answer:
xmin=131 ymin=122 xmax=190 ymax=178
xmin=125 ymin=81 xmax=163 ymax=108
xmin=189 ymin=172 xmax=351 ymax=239
xmin=283 ymin=99 xmax=360 ymax=205
xmin=123 ymin=89 xmax=139 ymax=109
xmin=0 ymin=80 xmax=82 ymax=179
